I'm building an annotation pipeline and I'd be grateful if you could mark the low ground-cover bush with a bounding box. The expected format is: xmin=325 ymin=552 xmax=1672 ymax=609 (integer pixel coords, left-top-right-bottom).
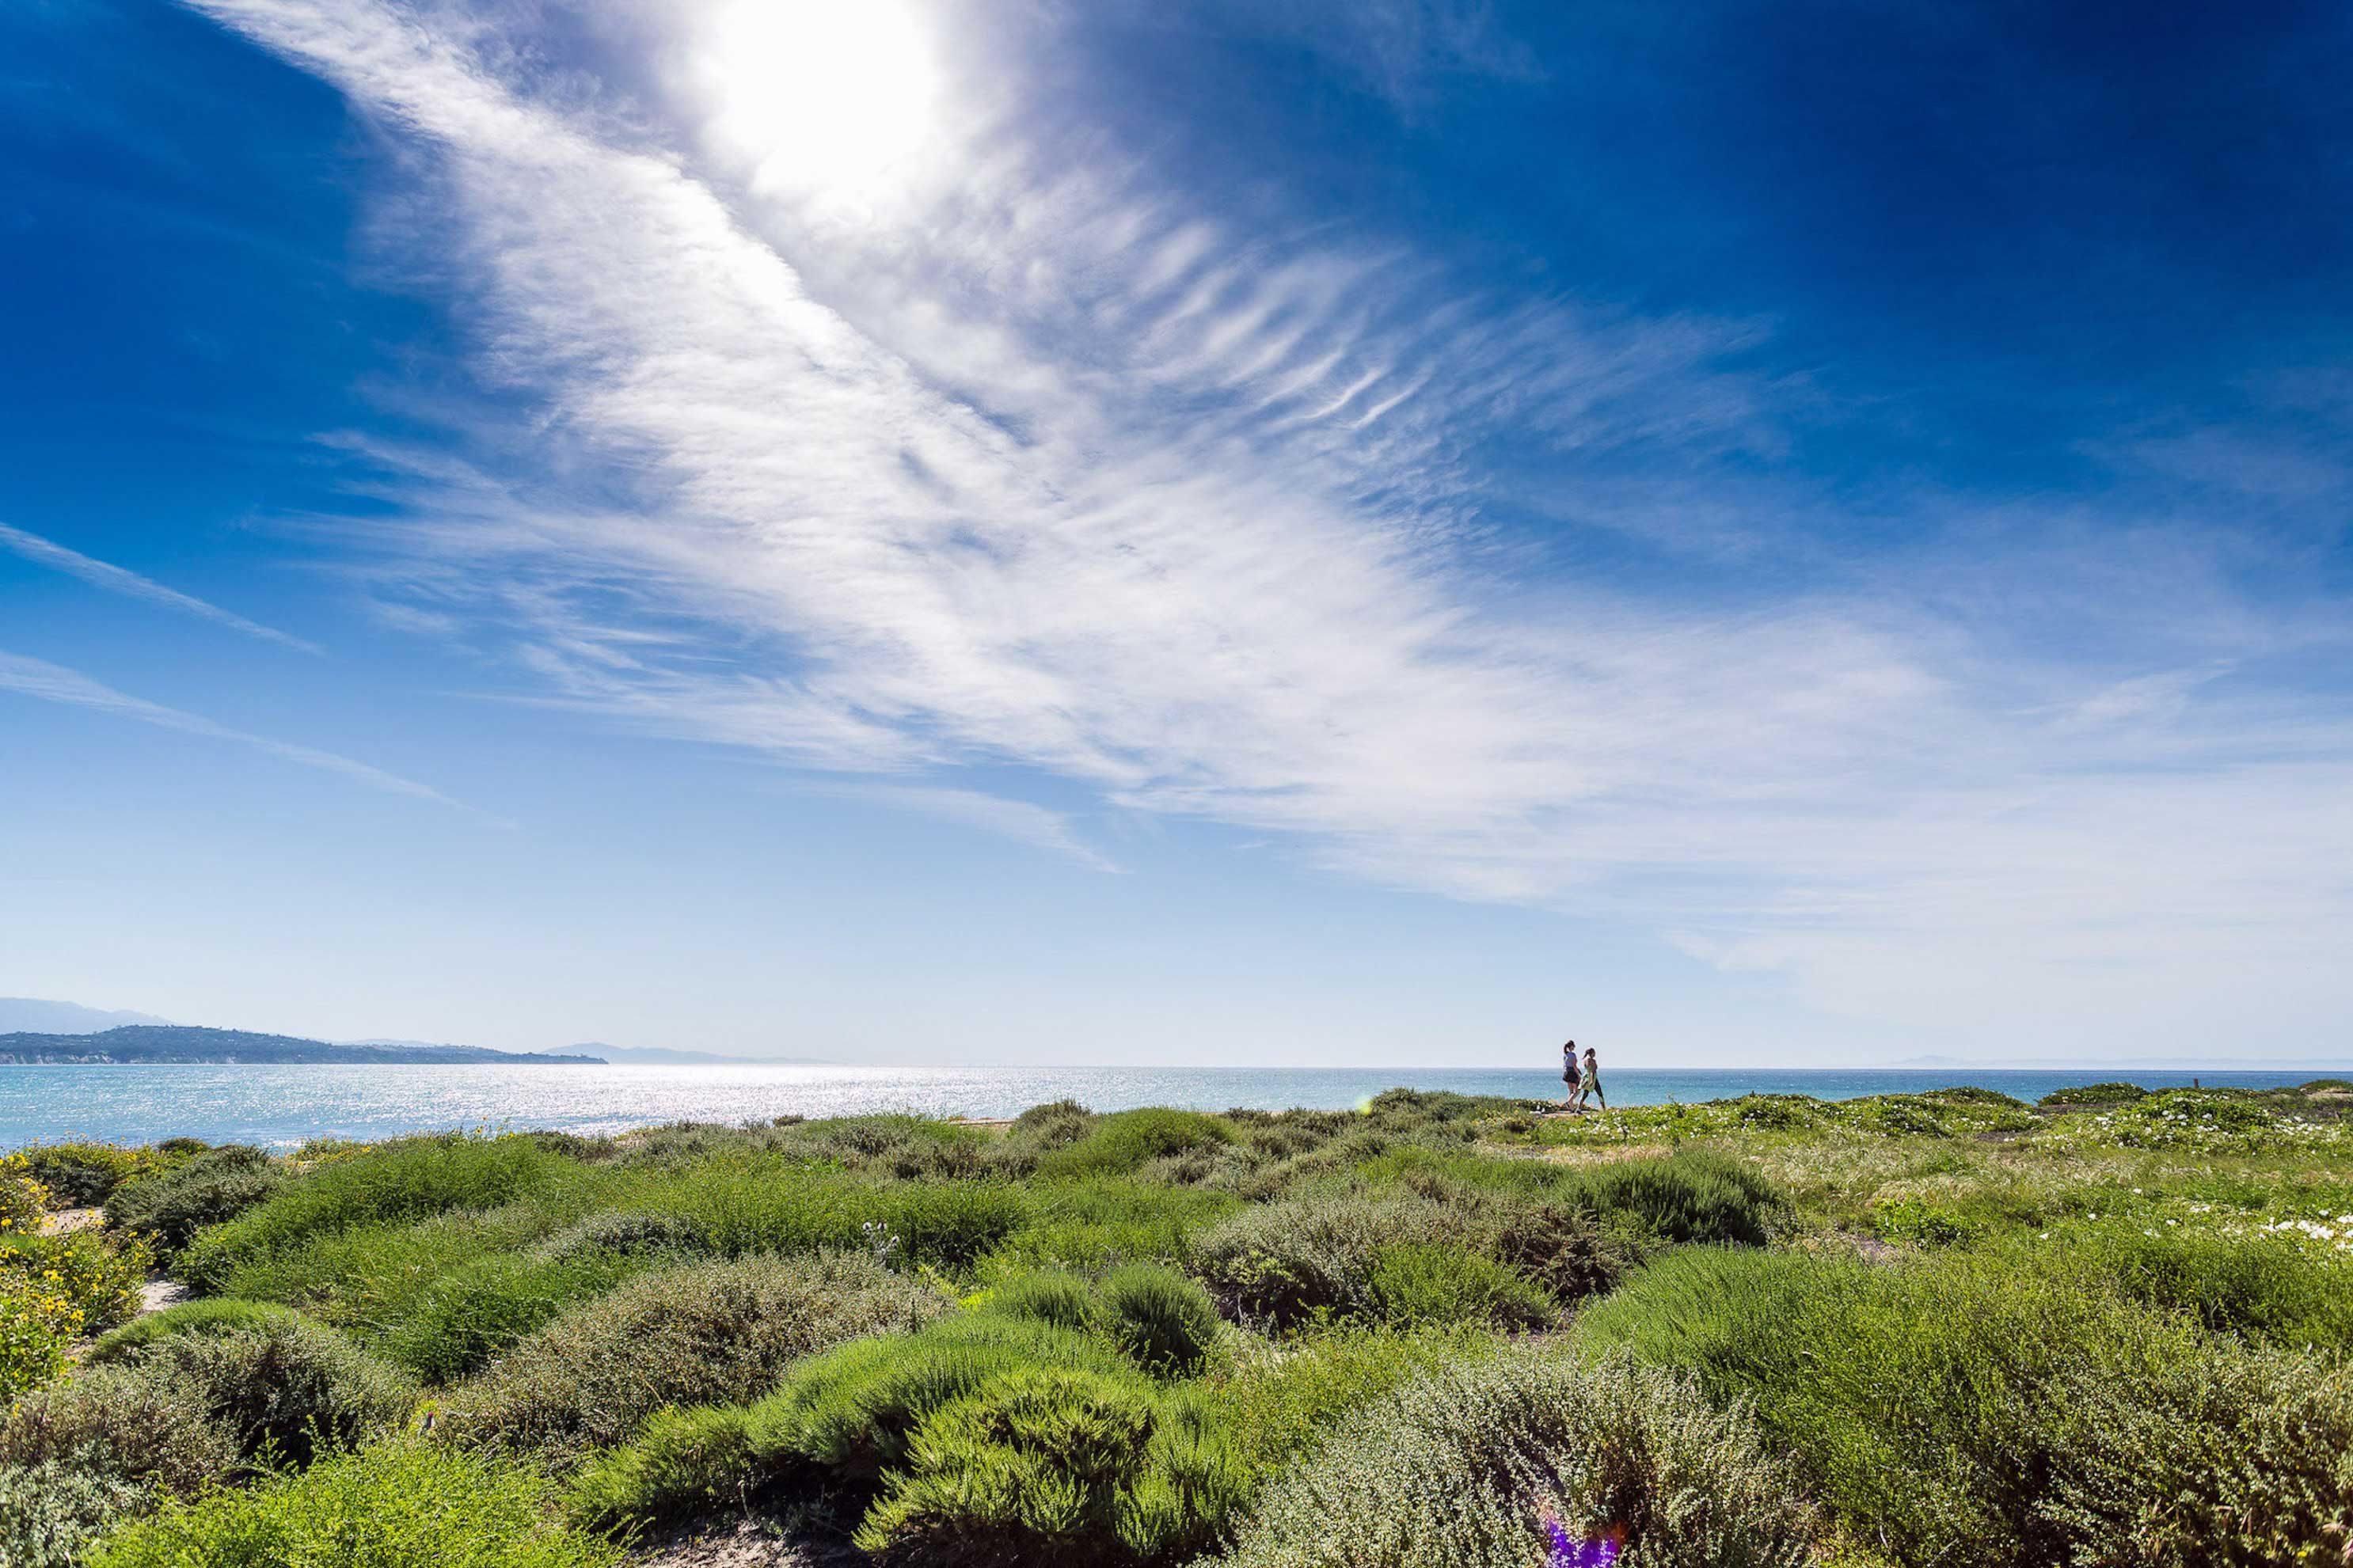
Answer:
xmin=1575 ymin=1243 xmax=2353 ymax=1566
xmin=1219 ymin=1347 xmax=1815 ymax=1568
xmin=105 ymin=1144 xmax=282 ymax=1252
xmin=0 ymin=1361 xmax=242 ymax=1493
xmin=90 ymin=1438 xmax=623 ymax=1568
xmin=608 ymin=1162 xmax=1028 ymax=1269
xmin=446 ymin=1249 xmax=947 ymax=1467
xmin=180 ymin=1134 xmax=580 ymax=1291
xmin=2009 ymin=1221 xmax=2353 ymax=1351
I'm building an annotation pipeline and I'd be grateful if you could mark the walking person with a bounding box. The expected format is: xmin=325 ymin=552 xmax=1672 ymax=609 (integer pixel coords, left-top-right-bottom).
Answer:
xmin=1577 ymin=1044 xmax=1606 ymax=1110
xmin=1560 ymin=1039 xmax=1582 ymax=1110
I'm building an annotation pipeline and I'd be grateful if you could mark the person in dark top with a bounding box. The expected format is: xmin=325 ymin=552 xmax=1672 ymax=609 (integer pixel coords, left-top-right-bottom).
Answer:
xmin=1561 ymin=1039 xmax=1581 ymax=1107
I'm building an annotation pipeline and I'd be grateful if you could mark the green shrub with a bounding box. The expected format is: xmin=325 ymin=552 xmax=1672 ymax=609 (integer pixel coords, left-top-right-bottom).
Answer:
xmin=1492 ymin=1201 xmax=1631 ymax=1302
xmin=757 ymin=1312 xmax=1134 ymax=1481
xmin=0 ymin=1279 xmax=70 ymax=1399
xmin=1188 ymin=1192 xmax=1459 ymax=1327
xmin=105 ymin=1145 xmax=282 ymax=1252
xmin=1572 ymin=1243 xmax=2333 ymax=1566
xmin=2032 ymin=1342 xmax=2353 ymax=1565
xmin=1367 ymin=1243 xmax=1557 ymax=1330
xmin=13 ymin=1144 xmax=158 ymax=1206
xmin=1557 ymin=1147 xmax=1778 ymax=1245
xmin=534 ymin=1209 xmax=709 ymax=1262
xmin=382 ymin=1249 xmax=648 ymax=1383
xmin=0 ymin=1227 xmax=149 ymax=1334
xmin=156 ymin=1137 xmax=209 ymax=1157
xmin=982 ymin=1179 xmax=1237 ymax=1276
xmin=614 ymin=1164 xmax=1025 ymax=1269
xmin=2039 ymin=1082 xmax=2148 ymax=1107
xmin=445 ymin=1250 xmax=947 ymax=1468
xmin=0 ymin=1167 xmax=48 ymax=1232
xmin=119 ymin=1315 xmax=419 ymax=1467
xmin=193 ymin=1207 xmax=563 ymax=1332
xmin=181 ymin=1134 xmax=576 ymax=1291
xmin=89 ymin=1438 xmax=623 ymax=1568
xmin=1009 ymin=1099 xmax=1096 ymax=1152
xmin=2016 ymin=1224 xmax=2353 ymax=1351
xmin=1097 ymin=1263 xmax=1224 ymax=1377
xmin=989 ymin=1267 xmax=1096 ymax=1331
xmin=0 ymin=1458 xmax=147 ymax=1568
xmin=1220 ymin=1348 xmax=1815 ymax=1568
xmin=853 ymin=1368 xmax=1245 ymax=1566
xmin=86 ymin=1297 xmax=302 ymax=1363
xmin=1203 ymin=1323 xmax=1496 ymax=1486
xmin=0 ymin=1361 xmax=241 ymax=1493
xmin=1038 ymin=1110 xmax=1235 ymax=1181
xmin=561 ymin=1403 xmax=758 ymax=1529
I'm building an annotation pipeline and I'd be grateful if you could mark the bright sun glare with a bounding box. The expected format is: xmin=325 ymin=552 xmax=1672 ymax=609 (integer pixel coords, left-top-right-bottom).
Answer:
xmin=698 ymin=0 xmax=943 ymax=203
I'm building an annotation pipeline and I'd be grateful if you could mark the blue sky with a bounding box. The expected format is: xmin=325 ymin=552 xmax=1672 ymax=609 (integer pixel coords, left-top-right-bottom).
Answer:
xmin=2 ymin=0 xmax=2349 ymax=1065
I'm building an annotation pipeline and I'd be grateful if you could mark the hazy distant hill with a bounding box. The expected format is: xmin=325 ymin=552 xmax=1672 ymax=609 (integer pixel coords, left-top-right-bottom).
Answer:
xmin=568 ymin=1041 xmax=831 ymax=1065
xmin=0 ymin=998 xmax=177 ymax=1035
xmin=0 ymin=1025 xmax=604 ymax=1065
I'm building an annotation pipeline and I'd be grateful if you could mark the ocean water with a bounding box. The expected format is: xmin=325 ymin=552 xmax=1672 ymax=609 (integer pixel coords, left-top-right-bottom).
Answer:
xmin=2 ymin=1062 xmax=2339 ymax=1149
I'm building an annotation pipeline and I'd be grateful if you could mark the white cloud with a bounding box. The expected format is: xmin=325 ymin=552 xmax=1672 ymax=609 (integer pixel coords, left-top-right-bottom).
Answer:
xmin=0 ymin=650 xmax=466 ymax=809
xmin=0 ymin=522 xmax=320 ymax=653
xmin=181 ymin=0 xmax=2353 ymax=1047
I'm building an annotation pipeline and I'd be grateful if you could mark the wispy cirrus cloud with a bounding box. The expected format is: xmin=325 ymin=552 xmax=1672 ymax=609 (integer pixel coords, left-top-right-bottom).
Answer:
xmin=178 ymin=0 xmax=2353 ymax=1041
xmin=0 ymin=521 xmax=319 ymax=653
xmin=0 ymin=650 xmax=464 ymax=809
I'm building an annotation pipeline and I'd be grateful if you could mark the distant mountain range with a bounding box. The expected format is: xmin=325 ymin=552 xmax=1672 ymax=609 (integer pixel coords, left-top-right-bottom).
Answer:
xmin=0 ymin=998 xmax=177 ymax=1035
xmin=0 ymin=1025 xmax=604 ymax=1066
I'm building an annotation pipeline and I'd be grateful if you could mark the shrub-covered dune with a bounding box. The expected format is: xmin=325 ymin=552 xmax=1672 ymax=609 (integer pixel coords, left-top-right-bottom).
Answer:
xmin=2 ymin=1080 xmax=2349 ymax=1566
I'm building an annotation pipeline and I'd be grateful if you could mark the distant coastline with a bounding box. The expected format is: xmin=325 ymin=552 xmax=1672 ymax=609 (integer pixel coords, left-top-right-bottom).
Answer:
xmin=0 ymin=1024 xmax=604 ymax=1066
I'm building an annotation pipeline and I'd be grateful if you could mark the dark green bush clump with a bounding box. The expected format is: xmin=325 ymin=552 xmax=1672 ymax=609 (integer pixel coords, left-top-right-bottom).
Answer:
xmin=89 ymin=1439 xmax=622 ymax=1568
xmin=447 ymin=1250 xmax=947 ymax=1467
xmin=104 ymin=1145 xmax=282 ymax=1252
xmin=1220 ymin=1348 xmax=1814 ymax=1568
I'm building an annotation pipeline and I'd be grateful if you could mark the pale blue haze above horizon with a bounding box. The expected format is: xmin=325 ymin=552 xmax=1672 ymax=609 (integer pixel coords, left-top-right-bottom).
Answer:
xmin=3 ymin=0 xmax=2350 ymax=1068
